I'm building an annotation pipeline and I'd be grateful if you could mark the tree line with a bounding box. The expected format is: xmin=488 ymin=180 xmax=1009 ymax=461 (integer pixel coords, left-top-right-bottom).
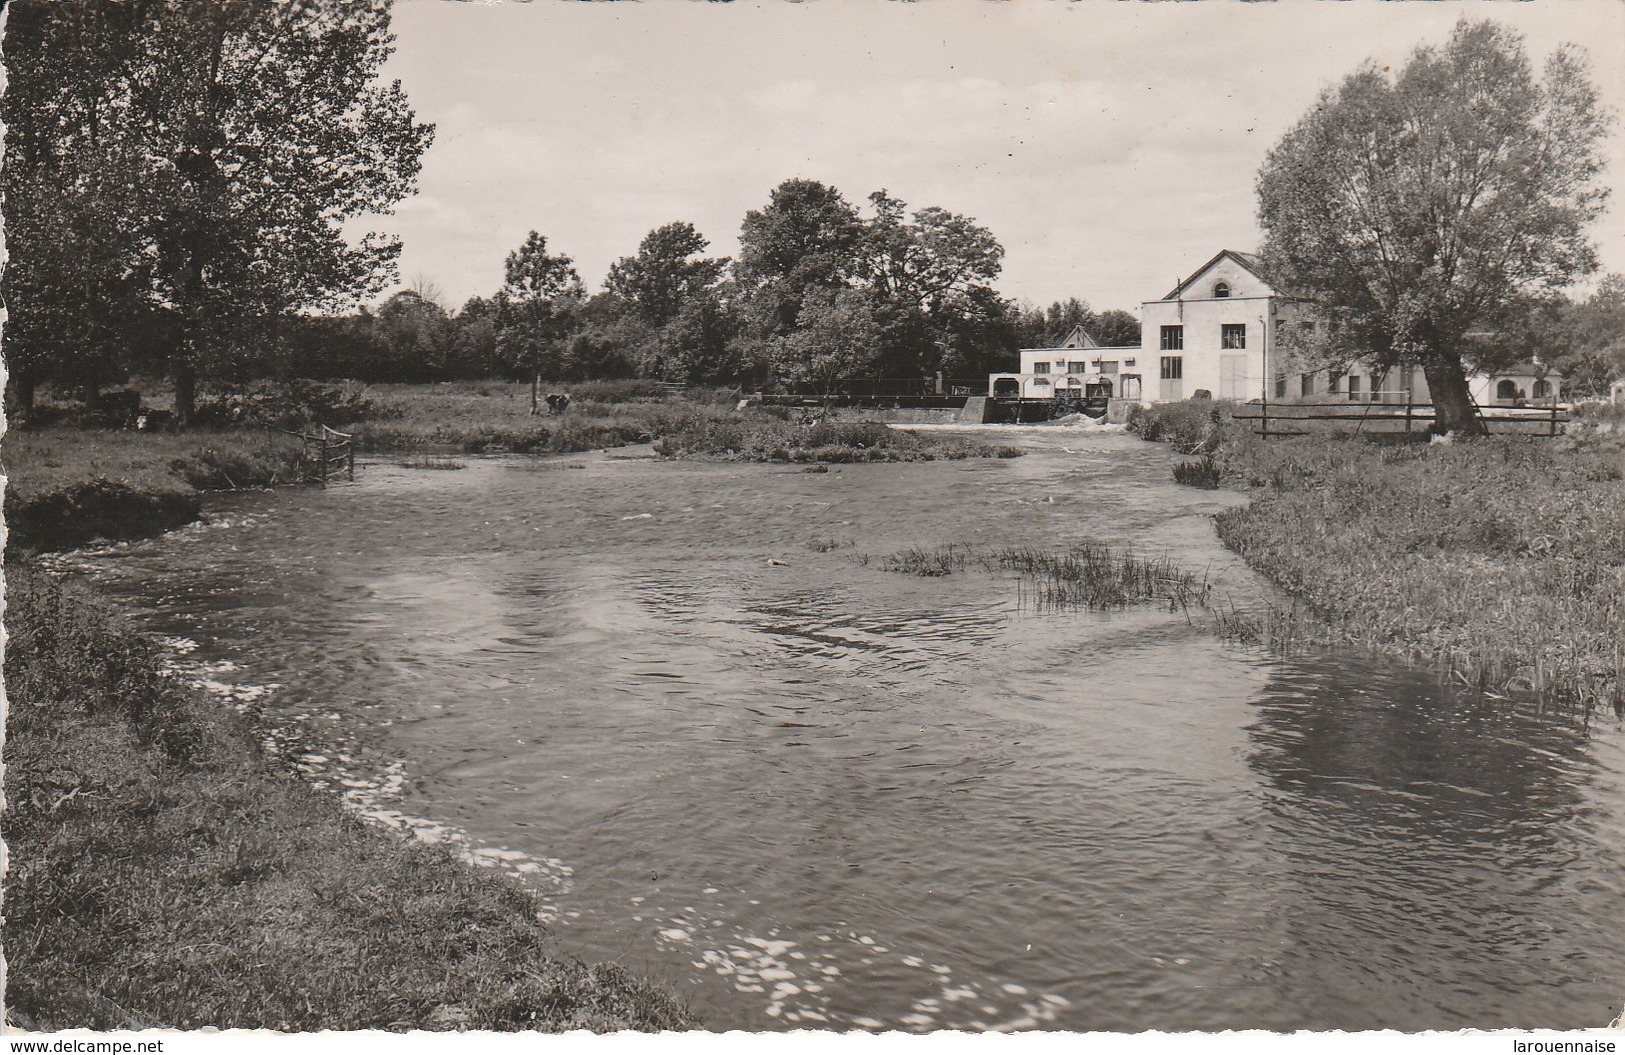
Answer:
xmin=6 ymin=6 xmax=1615 ymax=434
xmin=0 ymin=0 xmax=1135 ymax=420
xmin=262 ymin=185 xmax=1144 ymax=396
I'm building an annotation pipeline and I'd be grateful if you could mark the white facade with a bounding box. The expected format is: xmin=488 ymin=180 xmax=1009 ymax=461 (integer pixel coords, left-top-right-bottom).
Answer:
xmin=1137 ymin=250 xmax=1315 ymax=404
xmin=991 ymin=248 xmax=1569 ymax=409
xmin=988 ymin=326 xmax=1137 ymax=399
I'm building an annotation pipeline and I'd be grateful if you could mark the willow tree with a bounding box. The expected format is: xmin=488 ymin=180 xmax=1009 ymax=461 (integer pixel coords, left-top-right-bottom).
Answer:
xmin=2 ymin=0 xmax=434 ymax=422
xmin=1256 ymin=20 xmax=1611 ymax=433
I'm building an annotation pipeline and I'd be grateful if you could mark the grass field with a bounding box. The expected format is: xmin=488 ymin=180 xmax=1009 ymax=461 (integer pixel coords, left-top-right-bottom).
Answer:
xmin=3 ymin=381 xmax=1020 ymax=554
xmin=1134 ymin=399 xmax=1625 ymax=714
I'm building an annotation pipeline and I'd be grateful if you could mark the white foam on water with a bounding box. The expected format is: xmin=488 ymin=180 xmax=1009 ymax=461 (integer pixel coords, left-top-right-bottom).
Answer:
xmin=662 ymin=900 xmax=1069 ymax=1033
xmin=161 ymin=640 xmax=579 ymax=921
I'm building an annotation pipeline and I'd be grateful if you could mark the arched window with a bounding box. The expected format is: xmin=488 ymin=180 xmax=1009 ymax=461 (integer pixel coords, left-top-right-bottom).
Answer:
xmin=1214 ymin=281 xmax=1231 ymax=299
xmin=1497 ymin=379 xmax=1518 ymax=402
xmin=1533 ymin=379 xmax=1551 ymax=400
xmin=993 ymin=377 xmax=1019 ymax=396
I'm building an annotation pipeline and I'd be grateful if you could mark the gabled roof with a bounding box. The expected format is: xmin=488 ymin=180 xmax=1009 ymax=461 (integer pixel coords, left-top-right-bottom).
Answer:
xmin=1058 ymin=324 xmax=1098 ymax=349
xmin=1020 ymin=324 xmax=1100 ymax=354
xmin=1161 ymin=249 xmax=1271 ymax=301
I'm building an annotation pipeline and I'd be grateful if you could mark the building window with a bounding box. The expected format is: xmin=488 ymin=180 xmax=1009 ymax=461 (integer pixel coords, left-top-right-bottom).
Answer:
xmin=1068 ymin=361 xmax=1088 ymax=375
xmin=1160 ymin=356 xmax=1183 ymax=380
xmin=1300 ymin=372 xmax=1315 ymax=397
xmin=1098 ymin=361 xmax=1119 ymax=375
xmin=1328 ymin=371 xmax=1343 ymax=393
xmin=1214 ymin=281 xmax=1231 ymax=299
xmin=1221 ymin=324 xmax=1247 ymax=350
xmin=1274 ymin=373 xmax=1287 ymax=399
xmin=1497 ymin=379 xmax=1518 ymax=402
xmin=1533 ymin=379 xmax=1552 ymax=400
xmin=1160 ymin=325 xmax=1183 ymax=351
xmin=1347 ymin=374 xmax=1362 ymax=400
xmin=1032 ymin=361 xmax=1050 ymax=375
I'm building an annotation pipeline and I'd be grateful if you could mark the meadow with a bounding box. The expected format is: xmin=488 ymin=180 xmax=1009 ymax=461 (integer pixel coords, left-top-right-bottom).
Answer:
xmin=3 ymin=380 xmax=1020 ymax=555
xmin=1136 ymin=399 xmax=1625 ymax=715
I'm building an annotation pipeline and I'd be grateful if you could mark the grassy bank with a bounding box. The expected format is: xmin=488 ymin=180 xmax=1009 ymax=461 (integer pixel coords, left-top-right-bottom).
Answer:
xmin=4 ymin=381 xmax=1018 ymax=553
xmin=353 ymin=381 xmax=1020 ymax=462
xmin=348 ymin=380 xmax=727 ymax=454
xmin=1133 ymin=399 xmax=1625 ymax=713
xmin=2 ymin=569 xmax=693 ymax=1032
xmin=3 ymin=429 xmax=309 ymax=554
xmin=652 ymin=417 xmax=1022 ymax=462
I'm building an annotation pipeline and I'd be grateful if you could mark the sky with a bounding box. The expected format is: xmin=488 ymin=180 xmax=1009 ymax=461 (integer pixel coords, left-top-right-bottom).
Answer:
xmin=370 ymin=0 xmax=1625 ymax=315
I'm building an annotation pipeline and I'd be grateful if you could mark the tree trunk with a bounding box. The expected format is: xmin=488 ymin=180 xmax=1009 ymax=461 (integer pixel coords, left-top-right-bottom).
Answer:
xmin=6 ymin=370 xmax=36 ymax=413
xmin=530 ymin=371 xmax=541 ymax=415
xmin=174 ymin=358 xmax=197 ymax=428
xmin=1421 ymin=352 xmax=1485 ymax=436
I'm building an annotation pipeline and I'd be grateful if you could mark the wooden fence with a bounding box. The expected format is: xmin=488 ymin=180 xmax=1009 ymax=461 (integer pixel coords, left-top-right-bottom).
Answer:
xmin=1231 ymin=399 xmax=1568 ymax=438
xmin=278 ymin=424 xmax=355 ymax=485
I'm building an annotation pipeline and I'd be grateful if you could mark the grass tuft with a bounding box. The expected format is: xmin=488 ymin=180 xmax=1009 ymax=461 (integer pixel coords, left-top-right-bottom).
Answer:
xmin=399 ymin=454 xmax=468 ymax=471
xmin=875 ymin=542 xmax=1213 ymax=611
xmin=1172 ymin=452 xmax=1222 ymax=489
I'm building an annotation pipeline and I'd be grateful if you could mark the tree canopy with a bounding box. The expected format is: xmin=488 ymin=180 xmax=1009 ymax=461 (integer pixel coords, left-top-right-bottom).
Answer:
xmin=734 ymin=180 xmax=1016 ymax=386
xmin=1256 ymin=19 xmax=1611 ymax=432
xmin=496 ymin=231 xmax=585 ymax=391
xmin=1 ymin=0 xmax=434 ymax=419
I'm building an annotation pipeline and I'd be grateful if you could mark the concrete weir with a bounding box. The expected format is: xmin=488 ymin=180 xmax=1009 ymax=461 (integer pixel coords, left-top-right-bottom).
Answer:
xmin=958 ymin=397 xmax=992 ymax=424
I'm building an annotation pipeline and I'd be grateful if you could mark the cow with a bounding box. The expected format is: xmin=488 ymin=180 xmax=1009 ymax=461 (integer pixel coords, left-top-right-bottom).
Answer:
xmin=544 ymin=392 xmax=571 ymax=415
xmin=100 ymin=389 xmax=142 ymax=428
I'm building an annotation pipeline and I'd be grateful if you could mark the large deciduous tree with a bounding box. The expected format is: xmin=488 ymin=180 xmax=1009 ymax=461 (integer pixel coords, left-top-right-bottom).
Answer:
xmin=604 ymin=222 xmax=727 ymax=330
xmin=1 ymin=0 xmax=434 ymax=422
xmin=735 ymin=179 xmax=1015 ymax=388
xmin=496 ymin=231 xmax=585 ymax=411
xmin=1256 ymin=19 xmax=1611 ymax=433
xmin=601 ymin=221 xmax=738 ymax=384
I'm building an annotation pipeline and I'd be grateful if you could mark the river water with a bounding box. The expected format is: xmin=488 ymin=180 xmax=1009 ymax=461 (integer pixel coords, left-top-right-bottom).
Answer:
xmin=42 ymin=424 xmax=1625 ymax=1032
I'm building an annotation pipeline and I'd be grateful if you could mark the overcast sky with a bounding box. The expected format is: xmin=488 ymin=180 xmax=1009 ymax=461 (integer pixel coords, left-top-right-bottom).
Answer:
xmin=373 ymin=0 xmax=1625 ymax=314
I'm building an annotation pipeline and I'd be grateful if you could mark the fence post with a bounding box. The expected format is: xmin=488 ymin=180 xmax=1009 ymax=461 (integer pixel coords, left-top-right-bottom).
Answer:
xmin=347 ymin=437 xmax=355 ymax=481
xmin=319 ymin=432 xmax=328 ymax=487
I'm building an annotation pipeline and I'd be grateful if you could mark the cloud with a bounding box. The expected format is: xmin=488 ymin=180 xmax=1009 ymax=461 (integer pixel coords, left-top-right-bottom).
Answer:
xmin=375 ymin=0 xmax=1625 ymax=310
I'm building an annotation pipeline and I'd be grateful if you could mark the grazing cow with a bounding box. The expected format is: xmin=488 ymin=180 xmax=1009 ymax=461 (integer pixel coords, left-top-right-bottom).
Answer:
xmin=100 ymin=389 xmax=142 ymax=427
xmin=136 ymin=408 xmax=175 ymax=432
xmin=544 ymin=392 xmax=571 ymax=415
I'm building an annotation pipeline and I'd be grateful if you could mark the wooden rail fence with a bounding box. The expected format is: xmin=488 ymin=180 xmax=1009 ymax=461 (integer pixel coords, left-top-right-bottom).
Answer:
xmin=1231 ymin=399 xmax=1568 ymax=438
xmin=277 ymin=424 xmax=355 ymax=485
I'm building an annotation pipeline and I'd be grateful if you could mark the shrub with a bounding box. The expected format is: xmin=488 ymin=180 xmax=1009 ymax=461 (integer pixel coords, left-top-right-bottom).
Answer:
xmin=1172 ymin=453 xmax=1222 ymax=488
xmin=1127 ymin=398 xmax=1237 ymax=453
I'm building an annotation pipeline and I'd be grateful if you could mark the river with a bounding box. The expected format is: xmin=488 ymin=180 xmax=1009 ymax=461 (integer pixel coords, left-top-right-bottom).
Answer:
xmin=41 ymin=424 xmax=1625 ymax=1032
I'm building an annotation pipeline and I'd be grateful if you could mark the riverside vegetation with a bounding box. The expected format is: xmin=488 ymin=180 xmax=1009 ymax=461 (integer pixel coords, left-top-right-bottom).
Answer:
xmin=2 ymin=570 xmax=694 ymax=1032
xmin=1134 ymin=398 xmax=1625 ymax=716
xmin=4 ymin=379 xmax=1020 ymax=557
